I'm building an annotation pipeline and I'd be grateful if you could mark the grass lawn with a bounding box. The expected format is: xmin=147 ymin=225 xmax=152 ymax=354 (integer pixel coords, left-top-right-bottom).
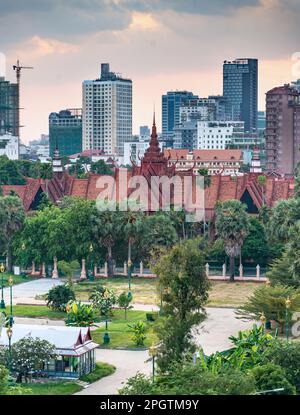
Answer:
xmin=4 ymin=305 xmax=66 ymax=319
xmin=73 ymin=277 xmax=259 ymax=309
xmin=73 ymin=276 xmax=158 ymax=305
xmin=92 ymin=309 xmax=158 ymax=349
xmin=1 ymin=273 xmax=28 ymax=288
xmin=80 ymin=362 xmax=116 ymax=383
xmin=208 ymin=281 xmax=258 ymax=308
xmin=16 ymin=380 xmax=82 ymax=395
xmin=10 ymin=362 xmax=116 ymax=395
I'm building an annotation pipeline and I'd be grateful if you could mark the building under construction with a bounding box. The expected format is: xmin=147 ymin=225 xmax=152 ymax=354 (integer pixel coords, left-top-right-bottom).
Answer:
xmin=0 ymin=76 xmax=19 ymax=137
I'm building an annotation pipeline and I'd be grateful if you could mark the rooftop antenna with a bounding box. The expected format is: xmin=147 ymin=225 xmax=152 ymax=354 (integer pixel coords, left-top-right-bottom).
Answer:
xmin=13 ymin=59 xmax=33 ymax=139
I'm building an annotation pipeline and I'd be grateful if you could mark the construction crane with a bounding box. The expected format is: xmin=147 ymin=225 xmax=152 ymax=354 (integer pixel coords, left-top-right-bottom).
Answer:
xmin=13 ymin=59 xmax=33 ymax=139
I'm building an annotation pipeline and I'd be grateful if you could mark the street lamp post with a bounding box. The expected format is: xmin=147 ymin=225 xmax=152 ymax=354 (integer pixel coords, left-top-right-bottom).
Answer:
xmin=285 ymin=297 xmax=291 ymax=342
xmin=127 ymin=259 xmax=132 ymax=301
xmin=103 ymin=289 xmax=110 ymax=345
xmin=149 ymin=345 xmax=157 ymax=382
xmin=88 ymin=243 xmax=94 ymax=282
xmin=8 ymin=276 xmax=14 ymax=327
xmin=265 ymin=279 xmax=272 ymax=329
xmin=0 ymin=263 xmax=6 ymax=309
xmin=6 ymin=326 xmax=13 ymax=373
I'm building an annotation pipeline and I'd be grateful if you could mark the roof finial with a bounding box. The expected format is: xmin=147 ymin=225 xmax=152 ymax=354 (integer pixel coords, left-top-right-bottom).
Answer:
xmin=153 ymin=104 xmax=156 ymax=127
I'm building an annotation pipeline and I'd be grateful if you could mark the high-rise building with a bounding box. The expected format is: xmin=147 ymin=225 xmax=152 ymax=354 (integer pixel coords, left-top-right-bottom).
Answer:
xmin=197 ymin=121 xmax=244 ymax=150
xmin=173 ymin=121 xmax=198 ymax=150
xmin=49 ymin=109 xmax=82 ymax=157
xmin=223 ymin=58 xmax=258 ymax=133
xmin=266 ymin=84 xmax=300 ymax=175
xmin=162 ymin=91 xmax=198 ymax=136
xmin=0 ymin=76 xmax=19 ymax=137
xmin=82 ymin=63 xmax=132 ymax=156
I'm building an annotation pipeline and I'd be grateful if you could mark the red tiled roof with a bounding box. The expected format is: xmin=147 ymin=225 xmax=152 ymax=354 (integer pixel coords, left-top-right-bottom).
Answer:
xmin=164 ymin=149 xmax=243 ymax=161
xmin=2 ymin=171 xmax=294 ymax=217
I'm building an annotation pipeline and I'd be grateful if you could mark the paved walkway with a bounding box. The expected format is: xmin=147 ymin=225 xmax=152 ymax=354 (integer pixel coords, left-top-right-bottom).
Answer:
xmin=3 ymin=278 xmax=63 ymax=305
xmin=75 ymin=349 xmax=152 ymax=395
xmin=194 ymin=307 xmax=253 ymax=355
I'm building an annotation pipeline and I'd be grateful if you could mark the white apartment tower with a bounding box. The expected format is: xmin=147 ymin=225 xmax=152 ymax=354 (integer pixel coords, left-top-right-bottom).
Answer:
xmin=197 ymin=121 xmax=244 ymax=149
xmin=82 ymin=63 xmax=132 ymax=155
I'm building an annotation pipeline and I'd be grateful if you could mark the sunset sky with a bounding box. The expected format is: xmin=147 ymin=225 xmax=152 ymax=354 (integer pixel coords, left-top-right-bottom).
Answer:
xmin=0 ymin=0 xmax=299 ymax=143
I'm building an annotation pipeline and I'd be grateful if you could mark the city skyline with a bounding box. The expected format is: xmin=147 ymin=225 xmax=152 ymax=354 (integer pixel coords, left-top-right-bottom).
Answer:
xmin=1 ymin=0 xmax=300 ymax=143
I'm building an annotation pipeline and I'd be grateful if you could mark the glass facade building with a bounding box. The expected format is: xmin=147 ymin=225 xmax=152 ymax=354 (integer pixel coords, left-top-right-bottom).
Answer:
xmin=49 ymin=109 xmax=82 ymax=157
xmin=223 ymin=58 xmax=258 ymax=133
xmin=162 ymin=91 xmax=198 ymax=136
xmin=0 ymin=77 xmax=19 ymax=137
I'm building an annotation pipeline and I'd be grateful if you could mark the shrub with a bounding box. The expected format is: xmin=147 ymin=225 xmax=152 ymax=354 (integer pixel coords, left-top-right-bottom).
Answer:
xmin=119 ymin=365 xmax=256 ymax=395
xmin=65 ymin=301 xmax=94 ymax=327
xmin=128 ymin=321 xmax=147 ymax=347
xmin=89 ymin=286 xmax=116 ymax=316
xmin=251 ymin=363 xmax=296 ymax=395
xmin=117 ymin=292 xmax=133 ymax=319
xmin=262 ymin=340 xmax=300 ymax=391
xmin=46 ymin=284 xmax=75 ymax=311
xmin=236 ymin=284 xmax=300 ymax=330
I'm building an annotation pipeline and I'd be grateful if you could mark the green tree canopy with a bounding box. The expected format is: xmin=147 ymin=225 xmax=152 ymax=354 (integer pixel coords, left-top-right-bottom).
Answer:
xmin=153 ymin=238 xmax=210 ymax=371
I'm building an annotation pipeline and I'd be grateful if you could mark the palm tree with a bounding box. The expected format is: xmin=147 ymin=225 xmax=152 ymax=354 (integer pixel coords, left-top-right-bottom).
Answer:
xmin=215 ymin=200 xmax=250 ymax=282
xmin=0 ymin=196 xmax=25 ymax=271
xmin=121 ymin=205 xmax=144 ymax=265
xmin=92 ymin=203 xmax=122 ymax=277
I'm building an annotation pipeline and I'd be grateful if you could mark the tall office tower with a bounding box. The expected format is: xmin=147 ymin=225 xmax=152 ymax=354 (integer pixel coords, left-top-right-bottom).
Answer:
xmin=266 ymin=84 xmax=300 ymax=175
xmin=82 ymin=63 xmax=132 ymax=155
xmin=162 ymin=91 xmax=198 ymax=136
xmin=223 ymin=58 xmax=258 ymax=133
xmin=49 ymin=109 xmax=82 ymax=157
xmin=0 ymin=76 xmax=19 ymax=137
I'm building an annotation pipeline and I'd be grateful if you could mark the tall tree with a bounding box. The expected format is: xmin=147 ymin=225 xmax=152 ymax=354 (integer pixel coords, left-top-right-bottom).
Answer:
xmin=0 ymin=196 xmax=25 ymax=271
xmin=92 ymin=202 xmax=122 ymax=276
xmin=215 ymin=200 xmax=250 ymax=281
xmin=153 ymin=238 xmax=210 ymax=371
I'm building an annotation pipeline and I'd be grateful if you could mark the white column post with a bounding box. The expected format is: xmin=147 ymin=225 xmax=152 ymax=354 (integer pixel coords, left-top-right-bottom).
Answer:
xmin=104 ymin=261 xmax=108 ymax=277
xmin=205 ymin=263 xmax=209 ymax=278
xmin=239 ymin=264 xmax=243 ymax=278
xmin=140 ymin=261 xmax=143 ymax=276
xmin=80 ymin=258 xmax=87 ymax=280
xmin=256 ymin=264 xmax=260 ymax=279
xmin=124 ymin=261 xmax=127 ymax=275
xmin=52 ymin=257 xmax=58 ymax=279
xmin=41 ymin=263 xmax=46 ymax=278
xmin=94 ymin=265 xmax=98 ymax=277
xmin=222 ymin=263 xmax=226 ymax=279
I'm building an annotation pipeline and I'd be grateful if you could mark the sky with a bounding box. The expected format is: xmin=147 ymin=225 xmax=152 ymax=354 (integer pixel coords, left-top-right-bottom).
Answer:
xmin=1 ymin=0 xmax=300 ymax=143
